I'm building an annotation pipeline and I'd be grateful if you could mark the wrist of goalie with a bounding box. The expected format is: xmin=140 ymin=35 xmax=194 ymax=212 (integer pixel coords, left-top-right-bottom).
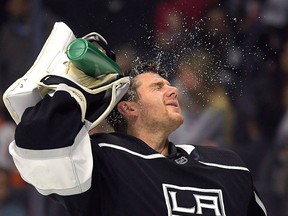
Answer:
xmin=52 ymin=83 xmax=87 ymax=124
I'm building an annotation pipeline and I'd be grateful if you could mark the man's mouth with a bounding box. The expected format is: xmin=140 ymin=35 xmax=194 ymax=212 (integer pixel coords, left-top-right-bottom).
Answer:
xmin=166 ymin=101 xmax=179 ymax=107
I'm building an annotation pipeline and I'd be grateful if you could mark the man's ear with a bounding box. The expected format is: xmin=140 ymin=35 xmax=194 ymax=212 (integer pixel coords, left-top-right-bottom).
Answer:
xmin=117 ymin=101 xmax=138 ymax=117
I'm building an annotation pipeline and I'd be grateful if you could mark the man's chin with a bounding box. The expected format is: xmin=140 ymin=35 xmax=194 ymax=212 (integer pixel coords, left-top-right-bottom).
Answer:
xmin=170 ymin=114 xmax=184 ymax=130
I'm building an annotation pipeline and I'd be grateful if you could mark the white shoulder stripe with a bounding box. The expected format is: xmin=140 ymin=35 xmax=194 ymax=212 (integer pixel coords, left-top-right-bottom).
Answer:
xmin=98 ymin=143 xmax=165 ymax=159
xmin=98 ymin=143 xmax=250 ymax=172
xmin=254 ymin=191 xmax=267 ymax=215
xmin=198 ymin=161 xmax=249 ymax=171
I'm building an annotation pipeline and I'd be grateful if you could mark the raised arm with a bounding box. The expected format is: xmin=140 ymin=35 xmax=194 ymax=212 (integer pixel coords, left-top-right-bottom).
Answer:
xmin=4 ymin=22 xmax=130 ymax=197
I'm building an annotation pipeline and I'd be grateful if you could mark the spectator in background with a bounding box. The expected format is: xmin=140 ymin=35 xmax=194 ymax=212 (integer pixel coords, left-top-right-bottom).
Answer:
xmin=262 ymin=78 xmax=288 ymax=216
xmin=0 ymin=0 xmax=58 ymax=93
xmin=261 ymin=0 xmax=288 ymax=29
xmin=0 ymin=94 xmax=15 ymax=171
xmin=0 ymin=167 xmax=26 ymax=216
xmin=266 ymin=41 xmax=288 ymax=216
xmin=0 ymin=93 xmax=29 ymax=215
xmin=0 ymin=93 xmax=26 ymax=192
xmin=152 ymin=10 xmax=189 ymax=80
xmin=169 ymin=49 xmax=234 ymax=147
xmin=232 ymin=3 xmax=284 ymax=177
xmin=152 ymin=0 xmax=219 ymax=80
xmin=271 ymin=81 xmax=288 ymax=216
xmin=193 ymin=4 xmax=242 ymax=98
xmin=153 ymin=0 xmax=218 ymax=32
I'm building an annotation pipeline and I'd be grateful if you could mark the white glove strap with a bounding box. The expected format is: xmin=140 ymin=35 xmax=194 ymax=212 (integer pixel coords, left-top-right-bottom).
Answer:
xmin=48 ymin=84 xmax=87 ymax=123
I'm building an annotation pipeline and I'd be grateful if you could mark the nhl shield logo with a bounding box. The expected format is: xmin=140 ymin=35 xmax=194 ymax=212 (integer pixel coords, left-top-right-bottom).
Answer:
xmin=174 ymin=156 xmax=188 ymax=165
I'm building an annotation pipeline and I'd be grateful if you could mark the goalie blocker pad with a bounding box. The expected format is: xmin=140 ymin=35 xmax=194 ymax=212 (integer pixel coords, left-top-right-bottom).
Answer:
xmin=3 ymin=21 xmax=130 ymax=130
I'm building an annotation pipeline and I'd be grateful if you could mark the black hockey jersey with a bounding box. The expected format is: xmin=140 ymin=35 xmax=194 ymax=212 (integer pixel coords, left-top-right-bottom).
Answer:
xmin=11 ymin=89 xmax=267 ymax=216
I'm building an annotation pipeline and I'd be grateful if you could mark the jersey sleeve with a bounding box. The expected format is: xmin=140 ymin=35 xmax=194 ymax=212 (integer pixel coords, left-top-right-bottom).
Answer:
xmin=9 ymin=84 xmax=93 ymax=196
xmin=247 ymin=188 xmax=267 ymax=216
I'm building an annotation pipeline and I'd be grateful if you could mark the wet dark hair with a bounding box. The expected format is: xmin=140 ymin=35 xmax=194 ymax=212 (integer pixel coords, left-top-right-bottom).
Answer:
xmin=106 ymin=61 xmax=168 ymax=133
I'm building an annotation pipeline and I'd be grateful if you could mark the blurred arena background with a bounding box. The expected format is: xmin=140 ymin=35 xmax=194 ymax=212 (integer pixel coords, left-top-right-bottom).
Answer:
xmin=0 ymin=0 xmax=288 ymax=215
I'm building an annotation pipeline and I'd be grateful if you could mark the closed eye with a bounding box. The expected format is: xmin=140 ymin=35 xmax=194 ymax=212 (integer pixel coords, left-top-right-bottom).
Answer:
xmin=152 ymin=81 xmax=171 ymax=91
xmin=155 ymin=82 xmax=164 ymax=90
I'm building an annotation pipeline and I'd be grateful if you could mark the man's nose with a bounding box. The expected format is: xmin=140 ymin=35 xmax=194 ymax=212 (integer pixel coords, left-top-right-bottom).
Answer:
xmin=166 ymin=86 xmax=178 ymax=98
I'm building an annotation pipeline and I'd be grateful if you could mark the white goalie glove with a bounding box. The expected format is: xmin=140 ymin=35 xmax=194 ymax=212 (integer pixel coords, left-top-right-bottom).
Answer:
xmin=3 ymin=22 xmax=130 ymax=130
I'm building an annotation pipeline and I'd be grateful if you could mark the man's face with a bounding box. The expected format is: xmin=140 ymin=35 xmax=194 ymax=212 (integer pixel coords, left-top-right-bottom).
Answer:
xmin=132 ymin=72 xmax=183 ymax=132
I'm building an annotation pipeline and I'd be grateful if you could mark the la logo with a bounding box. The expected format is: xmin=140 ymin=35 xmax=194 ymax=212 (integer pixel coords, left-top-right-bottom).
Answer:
xmin=162 ymin=184 xmax=226 ymax=216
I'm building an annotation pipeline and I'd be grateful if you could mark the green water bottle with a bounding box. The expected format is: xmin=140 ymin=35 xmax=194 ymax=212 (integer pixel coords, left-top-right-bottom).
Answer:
xmin=66 ymin=38 xmax=122 ymax=78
